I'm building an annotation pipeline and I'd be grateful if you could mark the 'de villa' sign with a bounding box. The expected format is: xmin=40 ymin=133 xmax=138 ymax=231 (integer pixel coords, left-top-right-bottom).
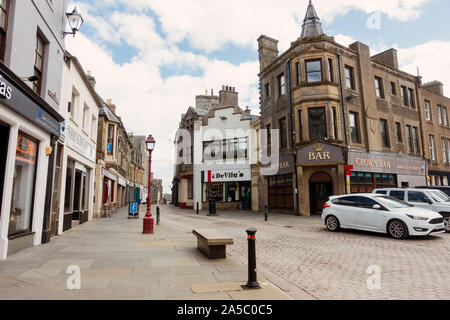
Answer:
xmin=203 ymin=169 xmax=251 ymax=183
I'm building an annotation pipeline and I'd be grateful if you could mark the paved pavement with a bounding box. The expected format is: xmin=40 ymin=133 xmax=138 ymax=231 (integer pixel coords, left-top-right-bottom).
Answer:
xmin=0 ymin=206 xmax=293 ymax=300
xmin=161 ymin=205 xmax=450 ymax=300
xmin=1 ymin=204 xmax=449 ymax=300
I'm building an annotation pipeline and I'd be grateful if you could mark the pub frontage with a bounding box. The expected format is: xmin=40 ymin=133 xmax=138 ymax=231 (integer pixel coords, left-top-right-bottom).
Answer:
xmin=296 ymin=141 xmax=347 ymax=216
xmin=347 ymin=151 xmax=427 ymax=192
xmin=0 ymin=62 xmax=63 ymax=260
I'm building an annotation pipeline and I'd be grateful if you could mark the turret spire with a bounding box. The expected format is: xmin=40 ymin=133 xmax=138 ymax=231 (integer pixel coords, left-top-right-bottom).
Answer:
xmin=301 ymin=0 xmax=324 ymax=38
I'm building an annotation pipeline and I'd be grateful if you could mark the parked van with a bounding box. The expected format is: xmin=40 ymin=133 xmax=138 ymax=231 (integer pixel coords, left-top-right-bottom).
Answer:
xmin=372 ymin=188 xmax=450 ymax=233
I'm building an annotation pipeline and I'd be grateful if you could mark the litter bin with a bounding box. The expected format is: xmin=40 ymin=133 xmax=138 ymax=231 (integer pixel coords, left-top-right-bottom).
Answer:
xmin=209 ymin=199 xmax=216 ymax=215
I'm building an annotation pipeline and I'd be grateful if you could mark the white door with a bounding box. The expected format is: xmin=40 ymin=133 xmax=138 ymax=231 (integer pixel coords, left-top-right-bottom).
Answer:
xmin=333 ymin=196 xmax=359 ymax=227
xmin=355 ymin=196 xmax=388 ymax=231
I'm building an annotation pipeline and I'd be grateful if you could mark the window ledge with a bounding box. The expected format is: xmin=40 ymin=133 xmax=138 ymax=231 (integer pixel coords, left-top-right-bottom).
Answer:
xmin=8 ymin=231 xmax=35 ymax=240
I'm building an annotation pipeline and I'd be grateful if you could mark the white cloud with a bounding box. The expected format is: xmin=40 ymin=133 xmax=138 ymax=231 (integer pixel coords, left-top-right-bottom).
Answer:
xmin=66 ymin=0 xmax=445 ymax=192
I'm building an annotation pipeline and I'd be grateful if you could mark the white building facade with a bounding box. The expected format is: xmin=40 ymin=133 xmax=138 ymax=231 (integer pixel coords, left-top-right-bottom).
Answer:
xmin=56 ymin=52 xmax=99 ymax=233
xmin=0 ymin=0 xmax=68 ymax=259
xmin=193 ymin=87 xmax=259 ymax=211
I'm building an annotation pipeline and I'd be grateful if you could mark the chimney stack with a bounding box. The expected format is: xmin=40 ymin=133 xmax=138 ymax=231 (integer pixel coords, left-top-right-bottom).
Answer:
xmin=218 ymin=85 xmax=239 ymax=107
xmin=257 ymin=35 xmax=279 ymax=72
xmin=245 ymin=106 xmax=251 ymax=114
xmin=423 ymin=81 xmax=444 ymax=96
xmin=106 ymin=98 xmax=117 ymax=114
xmin=86 ymin=70 xmax=96 ymax=90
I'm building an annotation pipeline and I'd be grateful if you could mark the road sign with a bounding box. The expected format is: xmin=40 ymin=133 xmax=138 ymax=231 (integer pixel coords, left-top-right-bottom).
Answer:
xmin=106 ymin=143 xmax=112 ymax=153
xmin=128 ymin=202 xmax=139 ymax=219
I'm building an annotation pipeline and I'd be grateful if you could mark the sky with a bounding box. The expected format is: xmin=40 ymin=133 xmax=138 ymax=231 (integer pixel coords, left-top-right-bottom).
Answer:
xmin=65 ymin=0 xmax=450 ymax=193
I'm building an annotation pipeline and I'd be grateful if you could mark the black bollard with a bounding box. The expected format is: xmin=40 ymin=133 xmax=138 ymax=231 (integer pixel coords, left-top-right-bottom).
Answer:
xmin=264 ymin=205 xmax=268 ymax=222
xmin=245 ymin=228 xmax=260 ymax=289
xmin=196 ymin=202 xmax=199 ymax=215
xmin=156 ymin=206 xmax=160 ymax=225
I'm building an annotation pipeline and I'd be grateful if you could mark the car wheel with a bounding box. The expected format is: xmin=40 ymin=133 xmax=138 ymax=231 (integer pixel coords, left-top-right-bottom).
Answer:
xmin=387 ymin=220 xmax=409 ymax=239
xmin=325 ymin=215 xmax=340 ymax=232
xmin=443 ymin=215 xmax=450 ymax=233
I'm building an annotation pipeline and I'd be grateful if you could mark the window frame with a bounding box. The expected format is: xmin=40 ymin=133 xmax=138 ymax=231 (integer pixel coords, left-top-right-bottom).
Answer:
xmin=380 ymin=119 xmax=390 ymax=148
xmin=308 ymin=107 xmax=327 ymax=141
xmin=0 ymin=0 xmax=10 ymax=62
xmin=424 ymin=100 xmax=432 ymax=121
xmin=279 ymin=117 xmax=287 ymax=149
xmin=375 ymin=76 xmax=384 ymax=99
xmin=349 ymin=111 xmax=360 ymax=144
xmin=295 ymin=62 xmax=300 ymax=86
xmin=391 ymin=81 xmax=397 ymax=96
xmin=395 ymin=122 xmax=402 ymax=143
xmin=33 ymin=31 xmax=46 ymax=96
xmin=429 ymin=135 xmax=436 ymax=161
xmin=344 ymin=65 xmax=355 ymax=90
xmin=401 ymin=86 xmax=409 ymax=107
xmin=277 ymin=73 xmax=286 ymax=97
xmin=328 ymin=58 xmax=334 ymax=82
xmin=305 ymin=59 xmax=323 ymax=84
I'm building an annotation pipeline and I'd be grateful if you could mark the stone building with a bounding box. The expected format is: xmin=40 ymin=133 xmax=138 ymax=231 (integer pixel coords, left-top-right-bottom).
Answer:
xmin=418 ymin=81 xmax=450 ymax=186
xmin=173 ymin=90 xmax=218 ymax=209
xmin=257 ymin=0 xmax=426 ymax=216
xmin=151 ymin=173 xmax=163 ymax=205
xmin=131 ymin=135 xmax=150 ymax=203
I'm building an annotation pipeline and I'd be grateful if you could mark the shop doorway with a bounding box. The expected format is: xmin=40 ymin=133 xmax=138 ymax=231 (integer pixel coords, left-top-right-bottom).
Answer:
xmin=240 ymin=182 xmax=252 ymax=210
xmin=310 ymin=172 xmax=333 ymax=215
xmin=50 ymin=143 xmax=63 ymax=236
xmin=0 ymin=122 xmax=10 ymax=215
xmin=72 ymin=170 xmax=82 ymax=221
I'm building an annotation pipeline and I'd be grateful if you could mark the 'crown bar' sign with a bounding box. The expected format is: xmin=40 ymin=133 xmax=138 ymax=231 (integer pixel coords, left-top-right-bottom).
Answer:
xmin=297 ymin=142 xmax=344 ymax=165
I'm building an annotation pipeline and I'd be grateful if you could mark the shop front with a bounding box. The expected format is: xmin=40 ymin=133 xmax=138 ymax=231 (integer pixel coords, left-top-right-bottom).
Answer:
xmin=263 ymin=155 xmax=296 ymax=213
xmin=348 ymin=151 xmax=427 ymax=192
xmin=117 ymin=176 xmax=127 ymax=206
xmin=427 ymin=171 xmax=450 ymax=187
xmin=296 ymin=142 xmax=346 ymax=216
xmin=200 ymin=168 xmax=252 ymax=211
xmin=102 ymin=168 xmax=117 ymax=210
xmin=0 ymin=62 xmax=62 ymax=259
xmin=59 ymin=124 xmax=96 ymax=232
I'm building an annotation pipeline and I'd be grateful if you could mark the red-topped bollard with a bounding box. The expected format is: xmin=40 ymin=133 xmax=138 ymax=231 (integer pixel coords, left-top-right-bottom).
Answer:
xmin=246 ymin=228 xmax=260 ymax=289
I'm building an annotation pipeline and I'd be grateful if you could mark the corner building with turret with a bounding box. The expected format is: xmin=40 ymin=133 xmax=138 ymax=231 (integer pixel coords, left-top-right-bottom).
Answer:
xmin=257 ymin=1 xmax=427 ymax=216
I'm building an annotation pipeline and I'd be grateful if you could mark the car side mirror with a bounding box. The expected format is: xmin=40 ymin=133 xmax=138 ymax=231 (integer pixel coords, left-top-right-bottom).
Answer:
xmin=373 ymin=204 xmax=381 ymax=210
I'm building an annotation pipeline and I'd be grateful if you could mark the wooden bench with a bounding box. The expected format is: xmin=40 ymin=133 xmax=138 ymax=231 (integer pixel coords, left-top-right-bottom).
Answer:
xmin=193 ymin=229 xmax=234 ymax=259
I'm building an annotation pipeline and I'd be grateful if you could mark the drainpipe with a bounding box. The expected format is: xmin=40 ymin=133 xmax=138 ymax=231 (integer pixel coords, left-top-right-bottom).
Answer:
xmin=287 ymin=59 xmax=300 ymax=215
xmin=414 ymin=76 xmax=428 ymax=185
xmin=337 ymin=53 xmax=349 ymax=194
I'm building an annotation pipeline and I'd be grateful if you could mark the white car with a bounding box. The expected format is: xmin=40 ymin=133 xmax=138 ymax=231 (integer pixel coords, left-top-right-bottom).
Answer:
xmin=322 ymin=194 xmax=445 ymax=239
xmin=373 ymin=188 xmax=450 ymax=233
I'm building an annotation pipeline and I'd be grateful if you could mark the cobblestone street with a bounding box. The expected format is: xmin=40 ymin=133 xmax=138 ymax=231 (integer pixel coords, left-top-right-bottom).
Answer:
xmin=162 ymin=206 xmax=450 ymax=300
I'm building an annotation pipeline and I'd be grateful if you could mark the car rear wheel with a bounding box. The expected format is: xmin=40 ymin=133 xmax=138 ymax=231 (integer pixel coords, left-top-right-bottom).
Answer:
xmin=325 ymin=215 xmax=340 ymax=232
xmin=387 ymin=220 xmax=409 ymax=239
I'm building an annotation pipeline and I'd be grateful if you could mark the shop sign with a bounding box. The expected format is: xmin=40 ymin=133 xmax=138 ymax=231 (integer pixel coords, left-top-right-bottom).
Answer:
xmin=203 ymin=168 xmax=251 ymax=183
xmin=66 ymin=125 xmax=96 ymax=163
xmin=263 ymin=155 xmax=295 ymax=176
xmin=102 ymin=168 xmax=117 ymax=181
xmin=118 ymin=176 xmax=127 ymax=187
xmin=0 ymin=72 xmax=61 ymax=136
xmin=348 ymin=152 xmax=426 ymax=175
xmin=297 ymin=142 xmax=344 ymax=165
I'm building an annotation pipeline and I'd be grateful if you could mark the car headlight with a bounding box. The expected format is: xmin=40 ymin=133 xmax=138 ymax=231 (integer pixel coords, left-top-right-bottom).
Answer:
xmin=406 ymin=214 xmax=428 ymax=221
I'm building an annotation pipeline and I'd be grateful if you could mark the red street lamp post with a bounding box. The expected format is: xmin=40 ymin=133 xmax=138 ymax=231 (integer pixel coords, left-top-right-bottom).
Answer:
xmin=143 ymin=135 xmax=156 ymax=234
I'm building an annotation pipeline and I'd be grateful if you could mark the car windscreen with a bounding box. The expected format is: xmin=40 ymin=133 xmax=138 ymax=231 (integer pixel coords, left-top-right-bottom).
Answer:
xmin=374 ymin=196 xmax=413 ymax=209
xmin=427 ymin=190 xmax=450 ymax=203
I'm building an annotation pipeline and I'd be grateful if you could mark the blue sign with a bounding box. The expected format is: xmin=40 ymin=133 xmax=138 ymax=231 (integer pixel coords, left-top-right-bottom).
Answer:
xmin=130 ymin=202 xmax=138 ymax=214
xmin=106 ymin=143 xmax=112 ymax=153
xmin=128 ymin=202 xmax=139 ymax=219
xmin=61 ymin=120 xmax=66 ymax=133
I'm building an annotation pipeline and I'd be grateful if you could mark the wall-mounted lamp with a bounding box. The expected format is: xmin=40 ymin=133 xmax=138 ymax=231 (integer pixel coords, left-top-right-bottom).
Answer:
xmin=45 ymin=145 xmax=53 ymax=156
xmin=20 ymin=75 xmax=40 ymax=82
xmin=63 ymin=7 xmax=84 ymax=38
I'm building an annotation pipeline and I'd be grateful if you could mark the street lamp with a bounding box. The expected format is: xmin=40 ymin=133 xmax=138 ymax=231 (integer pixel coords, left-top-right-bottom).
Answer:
xmin=63 ymin=7 xmax=84 ymax=38
xmin=143 ymin=135 xmax=156 ymax=234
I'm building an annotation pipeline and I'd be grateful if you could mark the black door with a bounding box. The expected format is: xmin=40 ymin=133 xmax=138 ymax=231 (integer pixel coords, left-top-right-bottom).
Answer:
xmin=0 ymin=122 xmax=10 ymax=216
xmin=72 ymin=170 xmax=82 ymax=221
xmin=310 ymin=182 xmax=333 ymax=215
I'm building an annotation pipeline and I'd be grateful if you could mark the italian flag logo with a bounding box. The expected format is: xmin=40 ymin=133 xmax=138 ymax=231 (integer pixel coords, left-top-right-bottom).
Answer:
xmin=202 ymin=170 xmax=212 ymax=183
